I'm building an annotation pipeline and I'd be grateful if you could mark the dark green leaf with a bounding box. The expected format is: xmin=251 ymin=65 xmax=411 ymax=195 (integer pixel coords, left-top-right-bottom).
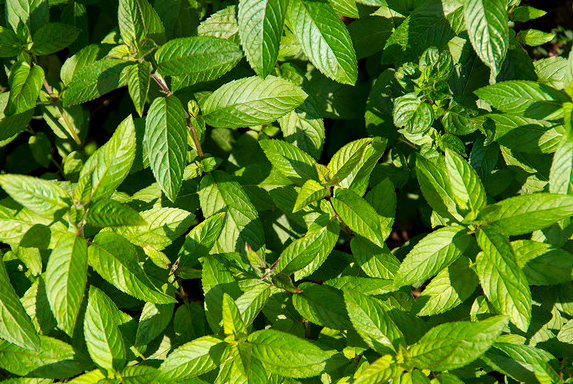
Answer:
xmin=31 ymin=22 xmax=80 ymax=55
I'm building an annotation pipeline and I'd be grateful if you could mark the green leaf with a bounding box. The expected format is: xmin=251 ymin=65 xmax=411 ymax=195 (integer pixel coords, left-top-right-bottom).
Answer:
xmin=198 ymin=171 xmax=265 ymax=256
xmin=278 ymin=98 xmax=324 ymax=160
xmin=118 ymin=0 xmax=165 ymax=50
xmin=6 ymin=61 xmax=44 ymax=116
xmin=287 ymin=0 xmax=357 ymax=84
xmin=45 ymin=232 xmax=87 ymax=336
xmin=345 ymin=290 xmax=405 ymax=353
xmin=293 ymin=179 xmax=329 ymax=212
xmin=155 ymin=36 xmax=243 ymax=82
xmin=62 ymin=59 xmax=129 ymax=106
xmin=512 ymin=240 xmax=573 ymax=286
xmin=259 ymin=139 xmax=318 ymax=186
xmin=144 ymin=95 xmax=188 ymax=202
xmin=222 ymin=293 xmax=247 ymax=336
xmin=365 ymin=178 xmax=396 ymax=241
xmin=159 ymin=335 xmax=228 ymax=379
xmin=475 ymin=81 xmax=568 ymax=120
xmin=332 ymin=188 xmax=386 ymax=247
xmin=350 ymin=237 xmax=400 ymax=279
xmin=176 ymin=212 xmax=225 ymax=272
xmin=125 ymin=61 xmax=151 ymax=117
xmin=353 ymin=355 xmax=400 ymax=384
xmin=445 ymin=148 xmax=487 ymax=215
xmin=31 ymin=22 xmax=80 ymax=55
xmin=327 ymin=138 xmax=371 ymax=183
xmin=113 ymin=207 xmax=195 ymax=250
xmin=0 ymin=92 xmax=34 ymax=141
xmin=77 ymin=115 xmax=136 ymax=202
xmin=0 ymin=175 xmax=69 ymax=217
xmin=463 ymin=0 xmax=508 ymax=77
xmin=394 ymin=225 xmax=471 ymax=288
xmin=235 ymin=282 xmax=272 ymax=326
xmin=409 ymin=315 xmax=509 ymax=371
xmin=488 ymin=113 xmax=561 ymax=154
xmin=476 ymin=226 xmax=532 ymax=331
xmin=0 ymin=255 xmax=40 ymax=351
xmin=88 ymin=232 xmax=176 ymax=304
xmin=520 ymin=29 xmax=555 ymax=47
xmin=84 ymin=286 xmax=126 ymax=371
xmin=197 ymin=5 xmax=239 ymax=41
xmin=292 ymin=283 xmax=351 ymax=330
xmin=134 ymin=301 xmax=174 ymax=346
xmin=274 ymin=225 xmax=328 ymax=276
xmin=393 ymin=94 xmax=434 ymax=135
xmin=475 ymin=193 xmax=573 ymax=236
xmin=512 ymin=6 xmax=546 ymax=22
xmin=238 ymin=0 xmax=287 ymax=77
xmin=5 ymin=0 xmax=49 ymax=33
xmin=86 ymin=198 xmax=146 ymax=227
xmin=247 ymin=329 xmax=331 ymax=378
xmin=202 ymin=76 xmax=307 ymax=129
xmin=0 ymin=25 xmax=25 ymax=57
xmin=550 ymin=133 xmax=573 ymax=194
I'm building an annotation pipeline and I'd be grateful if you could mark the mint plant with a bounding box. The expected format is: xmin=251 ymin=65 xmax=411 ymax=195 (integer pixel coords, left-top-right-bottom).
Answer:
xmin=0 ymin=0 xmax=573 ymax=382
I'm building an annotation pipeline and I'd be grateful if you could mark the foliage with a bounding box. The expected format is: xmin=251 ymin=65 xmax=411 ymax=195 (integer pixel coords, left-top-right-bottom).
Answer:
xmin=0 ymin=0 xmax=573 ymax=382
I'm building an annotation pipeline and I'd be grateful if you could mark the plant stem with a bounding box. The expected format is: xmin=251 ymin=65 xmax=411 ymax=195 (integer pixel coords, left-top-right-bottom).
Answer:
xmin=150 ymin=73 xmax=204 ymax=158
xmin=42 ymin=78 xmax=82 ymax=147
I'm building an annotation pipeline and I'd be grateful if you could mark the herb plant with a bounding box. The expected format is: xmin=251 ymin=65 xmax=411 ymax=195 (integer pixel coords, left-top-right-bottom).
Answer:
xmin=1 ymin=0 xmax=573 ymax=382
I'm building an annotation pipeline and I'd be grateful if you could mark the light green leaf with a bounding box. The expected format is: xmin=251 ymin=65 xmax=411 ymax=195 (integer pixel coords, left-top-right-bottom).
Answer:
xmin=223 ymin=293 xmax=247 ymax=336
xmin=520 ymin=29 xmax=555 ymax=47
xmin=198 ymin=171 xmax=265 ymax=257
xmin=409 ymin=315 xmax=509 ymax=371
xmin=445 ymin=148 xmax=486 ymax=215
xmin=247 ymin=329 xmax=331 ymax=378
xmin=328 ymin=0 xmax=358 ymax=18
xmin=155 ymin=36 xmax=243 ymax=83
xmin=353 ymin=355 xmax=400 ymax=384
xmin=88 ymin=232 xmax=176 ymax=304
xmin=475 ymin=193 xmax=573 ymax=236
xmin=0 ymin=256 xmax=40 ymax=351
xmin=259 ymin=139 xmax=318 ymax=186
xmin=463 ymin=0 xmax=508 ymax=77
xmin=118 ymin=0 xmax=165 ymax=50
xmin=235 ymin=282 xmax=272 ymax=327
xmin=84 ymin=286 xmax=126 ymax=371
xmin=476 ymin=226 xmax=531 ymax=331
xmin=202 ymin=76 xmax=307 ymax=129
xmin=125 ymin=61 xmax=151 ymax=117
xmin=411 ymin=256 xmax=479 ymax=316
xmin=274 ymin=225 xmax=327 ymax=276
xmin=31 ymin=22 xmax=80 ymax=55
xmin=0 ymin=175 xmax=69 ymax=217
xmin=327 ymin=138 xmax=371 ymax=183
xmin=159 ymin=335 xmax=228 ymax=379
xmin=293 ymin=179 xmax=329 ymax=212
xmin=278 ymin=98 xmax=324 ymax=160
xmin=393 ymin=93 xmax=434 ymax=135
xmin=345 ymin=290 xmax=405 ymax=353
xmin=293 ymin=283 xmax=351 ymax=330
xmin=6 ymin=61 xmax=44 ymax=116
xmin=144 ymin=95 xmax=188 ymax=202
xmin=45 ymin=232 xmax=87 ymax=336
xmin=550 ymin=133 xmax=573 ymax=195
xmin=5 ymin=0 xmax=49 ymax=33
xmin=287 ymin=0 xmax=357 ymax=84
xmin=86 ymin=198 xmax=146 ymax=227
xmin=117 ymin=365 xmax=161 ymax=383
xmin=351 ymin=236 xmax=400 ymax=279
xmin=512 ymin=240 xmax=573 ymax=286
xmin=62 ymin=59 xmax=130 ymax=106
xmin=197 ymin=5 xmax=239 ymax=41
xmin=134 ymin=301 xmax=174 ymax=346
xmin=176 ymin=212 xmax=225 ymax=272
xmin=77 ymin=114 xmax=136 ymax=202
xmin=512 ymin=6 xmax=546 ymax=22
xmin=238 ymin=0 xmax=288 ymax=77
xmin=475 ymin=81 xmax=568 ymax=120
xmin=332 ymin=188 xmax=385 ymax=247
xmin=394 ymin=225 xmax=471 ymax=288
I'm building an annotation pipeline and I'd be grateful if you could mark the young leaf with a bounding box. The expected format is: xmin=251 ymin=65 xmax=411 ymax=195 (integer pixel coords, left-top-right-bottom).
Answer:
xmin=155 ymin=36 xmax=243 ymax=82
xmin=247 ymin=329 xmax=331 ymax=378
xmin=84 ymin=286 xmax=126 ymax=371
xmin=445 ymin=148 xmax=487 ymax=215
xmin=86 ymin=198 xmax=146 ymax=227
xmin=88 ymin=232 xmax=176 ymax=304
xmin=475 ymin=193 xmax=573 ymax=236
xmin=125 ymin=61 xmax=151 ymax=117
xmin=222 ymin=293 xmax=247 ymax=336
xmin=159 ymin=335 xmax=229 ymax=379
xmin=198 ymin=171 xmax=265 ymax=256
xmin=6 ymin=61 xmax=44 ymax=116
xmin=45 ymin=232 xmax=88 ymax=336
xmin=0 ymin=256 xmax=41 ymax=351
xmin=144 ymin=95 xmax=188 ymax=202
xmin=31 ymin=22 xmax=80 ymax=55
xmin=345 ymin=290 xmax=405 ymax=354
xmin=292 ymin=283 xmax=351 ymax=330
xmin=259 ymin=139 xmax=318 ymax=186
xmin=287 ymin=0 xmax=357 ymax=85
xmin=202 ymin=76 xmax=307 ymax=128
xmin=463 ymin=0 xmax=509 ymax=77
xmin=238 ymin=0 xmax=288 ymax=77
xmin=293 ymin=179 xmax=329 ymax=212
xmin=118 ymin=0 xmax=165 ymax=50
xmin=409 ymin=315 xmax=509 ymax=371
xmin=475 ymin=81 xmax=568 ymax=120
xmin=393 ymin=94 xmax=434 ymax=134
xmin=476 ymin=226 xmax=532 ymax=331
xmin=77 ymin=114 xmax=136 ymax=202
xmin=0 ymin=175 xmax=69 ymax=217
xmin=62 ymin=59 xmax=130 ymax=106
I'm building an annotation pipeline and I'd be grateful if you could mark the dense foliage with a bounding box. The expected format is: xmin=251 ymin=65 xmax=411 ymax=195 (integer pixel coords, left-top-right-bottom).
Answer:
xmin=1 ymin=0 xmax=573 ymax=382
